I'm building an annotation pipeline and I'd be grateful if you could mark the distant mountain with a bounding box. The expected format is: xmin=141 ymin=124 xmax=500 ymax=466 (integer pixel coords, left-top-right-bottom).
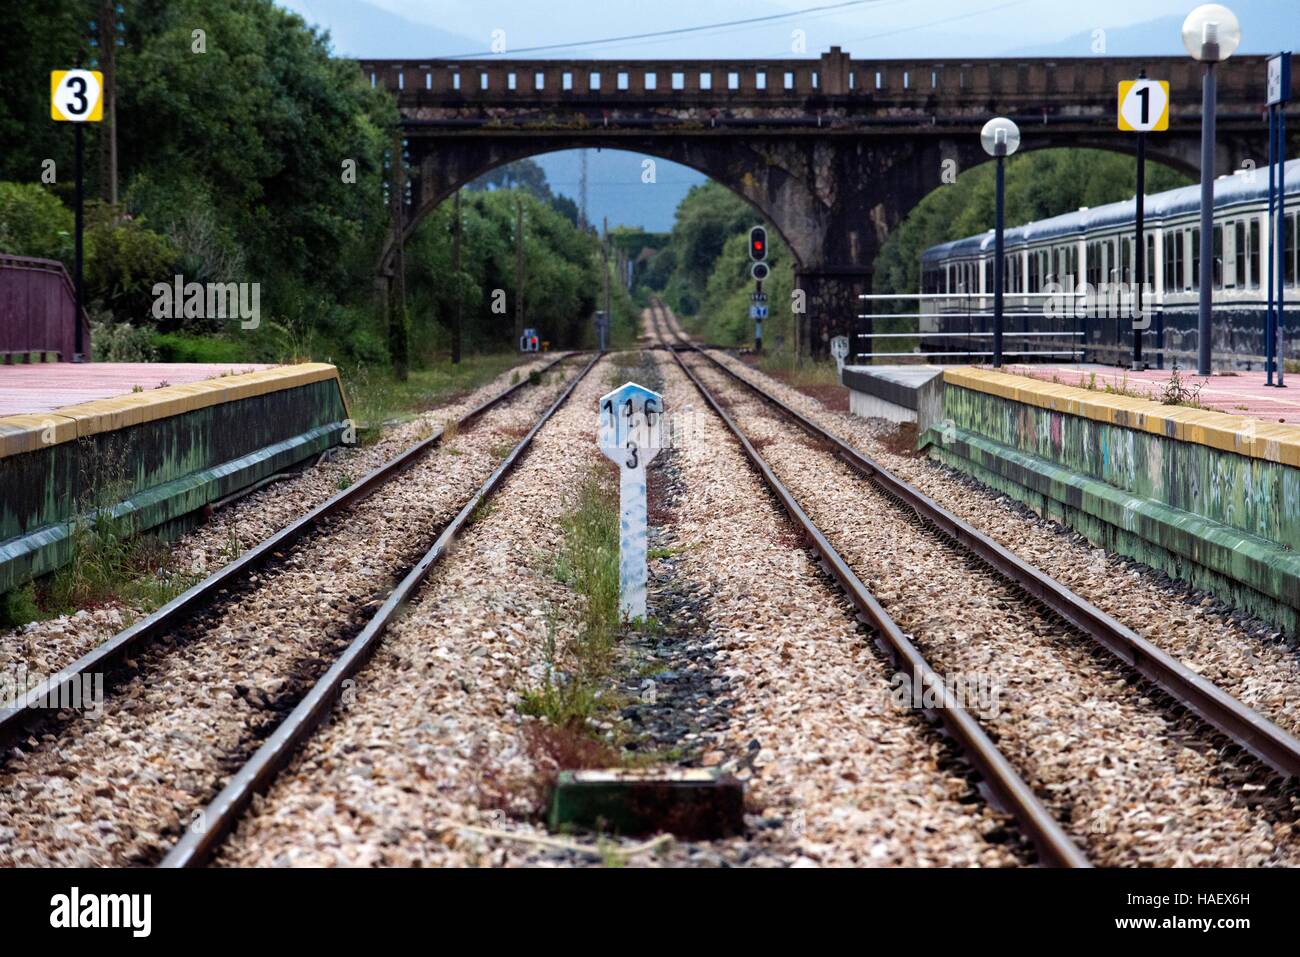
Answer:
xmin=278 ymin=0 xmax=476 ymax=58
xmin=1009 ymin=2 xmax=1300 ymax=57
xmin=533 ymin=151 xmax=705 ymax=234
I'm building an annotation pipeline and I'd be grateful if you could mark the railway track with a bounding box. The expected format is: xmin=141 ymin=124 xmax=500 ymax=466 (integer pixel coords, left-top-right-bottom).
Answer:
xmin=646 ymin=304 xmax=1088 ymax=866
xmin=0 ymin=352 xmax=596 ymax=867
xmin=650 ymin=300 xmax=1300 ymax=865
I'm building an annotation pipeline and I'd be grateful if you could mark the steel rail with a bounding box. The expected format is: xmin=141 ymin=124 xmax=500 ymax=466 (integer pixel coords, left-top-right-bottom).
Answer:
xmin=161 ymin=353 xmax=601 ymax=867
xmin=648 ymin=304 xmax=1089 ymax=868
xmin=0 ymin=352 xmax=575 ymax=750
xmin=670 ymin=314 xmax=1300 ymax=782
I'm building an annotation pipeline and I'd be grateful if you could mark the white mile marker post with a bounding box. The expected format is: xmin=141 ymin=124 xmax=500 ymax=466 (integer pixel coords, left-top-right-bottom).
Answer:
xmin=598 ymin=382 xmax=664 ymax=622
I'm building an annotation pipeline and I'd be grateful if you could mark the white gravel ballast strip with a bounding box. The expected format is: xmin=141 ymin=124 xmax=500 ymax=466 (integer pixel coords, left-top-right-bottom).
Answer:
xmin=0 ymin=363 xmax=582 ymax=867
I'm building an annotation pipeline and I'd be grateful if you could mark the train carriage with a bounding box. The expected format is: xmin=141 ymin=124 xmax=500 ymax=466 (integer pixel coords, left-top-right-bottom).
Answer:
xmin=917 ymin=158 xmax=1300 ymax=368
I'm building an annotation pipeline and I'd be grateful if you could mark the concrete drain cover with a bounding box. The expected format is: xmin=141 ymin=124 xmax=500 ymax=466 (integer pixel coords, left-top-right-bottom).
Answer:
xmin=548 ymin=768 xmax=745 ymax=840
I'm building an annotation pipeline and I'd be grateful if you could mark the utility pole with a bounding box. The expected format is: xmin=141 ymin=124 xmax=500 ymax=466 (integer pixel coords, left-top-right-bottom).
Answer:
xmin=389 ymin=133 xmax=408 ymax=381
xmin=603 ymin=216 xmax=611 ymax=338
xmin=451 ymin=188 xmax=463 ymax=364
xmin=514 ymin=195 xmax=526 ymax=345
xmin=579 ymin=150 xmax=589 ymax=230
xmin=97 ymin=0 xmax=118 ymax=204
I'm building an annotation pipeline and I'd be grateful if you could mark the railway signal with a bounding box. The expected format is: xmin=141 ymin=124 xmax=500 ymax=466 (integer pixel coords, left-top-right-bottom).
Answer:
xmin=749 ymin=226 xmax=767 ymax=261
xmin=50 ymin=69 xmax=103 ymax=363
xmin=1119 ymin=72 xmax=1169 ymax=370
xmin=750 ymin=261 xmax=769 ymax=281
xmin=598 ymin=382 xmax=664 ymax=621
xmin=519 ymin=327 xmax=539 ymax=352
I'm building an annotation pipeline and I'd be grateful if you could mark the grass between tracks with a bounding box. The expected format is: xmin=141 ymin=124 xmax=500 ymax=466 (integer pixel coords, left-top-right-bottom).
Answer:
xmin=520 ymin=468 xmax=622 ymax=728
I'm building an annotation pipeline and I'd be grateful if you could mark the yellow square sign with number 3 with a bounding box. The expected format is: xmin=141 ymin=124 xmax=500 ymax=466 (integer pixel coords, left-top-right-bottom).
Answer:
xmin=51 ymin=70 xmax=104 ymax=123
xmin=1118 ymin=79 xmax=1169 ymax=132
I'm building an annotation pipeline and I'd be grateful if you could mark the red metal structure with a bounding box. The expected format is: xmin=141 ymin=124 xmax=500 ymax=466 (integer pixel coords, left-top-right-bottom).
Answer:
xmin=0 ymin=254 xmax=91 ymax=362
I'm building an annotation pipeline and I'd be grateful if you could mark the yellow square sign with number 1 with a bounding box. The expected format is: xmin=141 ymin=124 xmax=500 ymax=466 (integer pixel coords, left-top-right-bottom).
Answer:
xmin=51 ymin=70 xmax=104 ymax=122
xmin=1118 ymin=79 xmax=1169 ymax=132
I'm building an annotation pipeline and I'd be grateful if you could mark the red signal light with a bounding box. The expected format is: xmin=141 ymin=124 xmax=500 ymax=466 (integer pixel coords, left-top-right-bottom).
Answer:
xmin=749 ymin=226 xmax=768 ymax=262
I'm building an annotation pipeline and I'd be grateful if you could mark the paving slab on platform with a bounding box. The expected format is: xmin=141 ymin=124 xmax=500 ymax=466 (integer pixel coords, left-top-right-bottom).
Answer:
xmin=0 ymin=362 xmax=271 ymax=416
xmin=1007 ymin=363 xmax=1300 ymax=425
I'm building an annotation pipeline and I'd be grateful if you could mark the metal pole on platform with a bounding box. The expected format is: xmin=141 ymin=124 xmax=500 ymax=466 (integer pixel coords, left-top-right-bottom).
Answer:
xmin=1268 ymin=106 xmax=1278 ymax=385
xmin=981 ymin=117 xmax=1020 ymax=371
xmin=1196 ymin=62 xmax=1216 ymax=375
xmin=1279 ymin=105 xmax=1288 ymax=387
xmin=1182 ymin=5 xmax=1242 ymax=376
xmin=994 ymin=156 xmax=1005 ymax=369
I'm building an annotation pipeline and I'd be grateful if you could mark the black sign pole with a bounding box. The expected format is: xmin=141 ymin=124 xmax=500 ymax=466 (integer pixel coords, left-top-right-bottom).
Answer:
xmin=1133 ymin=127 xmax=1146 ymax=370
xmin=74 ymin=121 xmax=85 ymax=361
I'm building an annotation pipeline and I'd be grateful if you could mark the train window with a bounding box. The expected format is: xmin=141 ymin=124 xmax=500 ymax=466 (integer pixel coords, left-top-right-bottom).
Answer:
xmin=507 ymin=72 xmax=517 ymax=91
xmin=1163 ymin=234 xmax=1176 ymax=291
xmin=1191 ymin=228 xmax=1200 ymax=289
xmin=1233 ymin=221 xmax=1247 ymax=288
xmin=1289 ymin=212 xmax=1298 ymax=287
xmin=1121 ymin=237 xmax=1133 ymax=284
xmin=1147 ymin=234 xmax=1156 ymax=288
xmin=1213 ymin=225 xmax=1224 ymax=290
xmin=1250 ymin=219 xmax=1260 ymax=289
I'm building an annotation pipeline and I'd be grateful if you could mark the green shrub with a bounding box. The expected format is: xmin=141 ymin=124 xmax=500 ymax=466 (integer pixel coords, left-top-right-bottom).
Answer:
xmin=0 ymin=181 xmax=73 ymax=262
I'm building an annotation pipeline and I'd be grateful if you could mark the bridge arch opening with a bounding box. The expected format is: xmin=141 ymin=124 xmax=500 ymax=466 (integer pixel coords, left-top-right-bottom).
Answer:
xmin=382 ymin=142 xmax=808 ymax=278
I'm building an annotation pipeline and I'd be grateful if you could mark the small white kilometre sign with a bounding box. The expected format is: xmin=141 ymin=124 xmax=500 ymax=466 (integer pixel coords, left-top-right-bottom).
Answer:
xmin=598 ymin=382 xmax=664 ymax=622
xmin=830 ymin=335 xmax=850 ymax=375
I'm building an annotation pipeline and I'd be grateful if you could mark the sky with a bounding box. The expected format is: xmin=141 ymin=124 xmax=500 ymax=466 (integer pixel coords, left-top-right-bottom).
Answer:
xmin=276 ymin=0 xmax=1300 ymax=230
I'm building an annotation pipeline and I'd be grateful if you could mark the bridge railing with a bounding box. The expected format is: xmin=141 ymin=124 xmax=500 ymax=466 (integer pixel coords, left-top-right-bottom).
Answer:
xmin=359 ymin=52 xmax=1280 ymax=106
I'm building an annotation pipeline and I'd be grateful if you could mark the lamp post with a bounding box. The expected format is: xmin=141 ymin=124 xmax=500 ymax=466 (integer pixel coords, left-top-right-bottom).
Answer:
xmin=981 ymin=117 xmax=1021 ymax=369
xmin=1182 ymin=4 xmax=1242 ymax=376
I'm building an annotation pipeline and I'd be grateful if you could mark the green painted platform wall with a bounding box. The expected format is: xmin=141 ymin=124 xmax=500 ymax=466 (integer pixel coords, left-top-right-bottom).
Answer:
xmin=0 ymin=378 xmax=348 ymax=595
xmin=926 ymin=384 xmax=1300 ymax=635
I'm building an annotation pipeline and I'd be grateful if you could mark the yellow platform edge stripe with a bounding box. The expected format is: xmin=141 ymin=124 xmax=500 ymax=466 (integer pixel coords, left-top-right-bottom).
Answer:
xmin=943 ymin=367 xmax=1300 ymax=468
xmin=0 ymin=363 xmax=345 ymax=459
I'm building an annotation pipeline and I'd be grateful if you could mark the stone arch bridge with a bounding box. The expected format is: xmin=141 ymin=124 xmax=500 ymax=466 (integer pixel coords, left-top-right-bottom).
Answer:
xmin=362 ymin=47 xmax=1297 ymax=354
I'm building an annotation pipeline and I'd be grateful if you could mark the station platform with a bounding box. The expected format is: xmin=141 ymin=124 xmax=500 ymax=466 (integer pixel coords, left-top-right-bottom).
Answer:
xmin=0 ymin=362 xmax=272 ymax=417
xmin=0 ymin=362 xmax=350 ymax=596
xmin=1005 ymin=363 xmax=1300 ymax=426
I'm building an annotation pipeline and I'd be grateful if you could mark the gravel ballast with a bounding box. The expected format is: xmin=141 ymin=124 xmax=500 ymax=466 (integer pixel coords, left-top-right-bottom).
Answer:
xmin=678 ymin=340 xmax=1300 ymax=866
xmin=0 ymin=360 xmax=580 ymax=866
